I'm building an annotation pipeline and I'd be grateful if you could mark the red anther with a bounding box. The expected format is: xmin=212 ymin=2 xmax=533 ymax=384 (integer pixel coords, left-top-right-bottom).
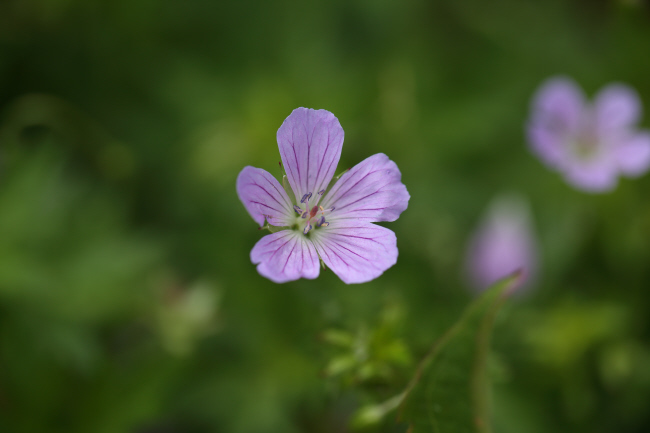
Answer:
xmin=310 ymin=206 xmax=318 ymax=218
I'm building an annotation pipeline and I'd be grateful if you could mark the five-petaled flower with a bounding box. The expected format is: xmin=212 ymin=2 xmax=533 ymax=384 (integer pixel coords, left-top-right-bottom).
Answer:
xmin=527 ymin=76 xmax=650 ymax=192
xmin=237 ymin=108 xmax=410 ymax=283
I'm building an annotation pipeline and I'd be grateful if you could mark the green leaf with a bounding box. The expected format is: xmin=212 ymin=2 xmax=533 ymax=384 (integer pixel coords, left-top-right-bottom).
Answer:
xmin=398 ymin=272 xmax=521 ymax=433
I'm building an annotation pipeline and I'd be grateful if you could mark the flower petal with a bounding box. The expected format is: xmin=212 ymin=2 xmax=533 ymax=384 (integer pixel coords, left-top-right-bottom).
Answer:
xmin=594 ymin=83 xmax=641 ymax=133
xmin=562 ymin=158 xmax=619 ymax=193
xmin=320 ymin=153 xmax=409 ymax=223
xmin=527 ymin=124 xmax=567 ymax=168
xmin=527 ymin=77 xmax=584 ymax=167
xmin=251 ymin=230 xmax=320 ymax=283
xmin=236 ymin=166 xmax=295 ymax=227
xmin=616 ymin=131 xmax=650 ymax=177
xmin=277 ymin=108 xmax=344 ymax=204
xmin=310 ymin=221 xmax=398 ymax=284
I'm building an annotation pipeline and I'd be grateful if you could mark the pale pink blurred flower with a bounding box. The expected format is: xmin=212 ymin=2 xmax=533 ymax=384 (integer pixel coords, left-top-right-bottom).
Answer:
xmin=527 ymin=76 xmax=650 ymax=192
xmin=465 ymin=195 xmax=539 ymax=293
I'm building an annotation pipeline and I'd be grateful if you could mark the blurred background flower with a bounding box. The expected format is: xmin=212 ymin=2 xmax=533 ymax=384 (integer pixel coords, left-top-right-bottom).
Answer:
xmin=527 ymin=76 xmax=650 ymax=192
xmin=464 ymin=194 xmax=538 ymax=293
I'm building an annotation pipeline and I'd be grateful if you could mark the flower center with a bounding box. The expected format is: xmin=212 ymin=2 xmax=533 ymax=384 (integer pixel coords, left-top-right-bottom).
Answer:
xmin=572 ymin=135 xmax=598 ymax=158
xmin=292 ymin=191 xmax=334 ymax=235
xmin=568 ymin=121 xmax=602 ymax=160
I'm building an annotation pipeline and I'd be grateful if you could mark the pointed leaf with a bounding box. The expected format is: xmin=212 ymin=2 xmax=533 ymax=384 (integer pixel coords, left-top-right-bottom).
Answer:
xmin=398 ymin=272 xmax=520 ymax=433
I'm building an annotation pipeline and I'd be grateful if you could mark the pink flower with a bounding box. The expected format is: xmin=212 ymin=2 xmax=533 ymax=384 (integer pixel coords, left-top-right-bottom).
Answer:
xmin=527 ymin=76 xmax=650 ymax=192
xmin=465 ymin=195 xmax=538 ymax=292
xmin=237 ymin=108 xmax=410 ymax=284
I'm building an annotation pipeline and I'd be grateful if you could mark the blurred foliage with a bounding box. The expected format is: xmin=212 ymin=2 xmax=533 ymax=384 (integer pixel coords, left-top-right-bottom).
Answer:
xmin=0 ymin=0 xmax=650 ymax=432
xmin=397 ymin=273 xmax=517 ymax=433
xmin=322 ymin=297 xmax=412 ymax=386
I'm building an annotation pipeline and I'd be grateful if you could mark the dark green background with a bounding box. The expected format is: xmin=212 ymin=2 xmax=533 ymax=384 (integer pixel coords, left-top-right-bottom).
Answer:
xmin=1 ymin=1 xmax=649 ymax=432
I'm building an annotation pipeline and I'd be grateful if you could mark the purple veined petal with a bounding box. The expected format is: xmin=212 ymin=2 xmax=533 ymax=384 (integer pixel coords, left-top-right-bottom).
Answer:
xmin=236 ymin=166 xmax=295 ymax=227
xmin=310 ymin=220 xmax=398 ymax=284
xmin=465 ymin=194 xmax=538 ymax=293
xmin=251 ymin=230 xmax=320 ymax=283
xmin=562 ymin=156 xmax=619 ymax=193
xmin=320 ymin=153 xmax=410 ymax=223
xmin=593 ymin=83 xmax=641 ymax=133
xmin=277 ymin=108 xmax=344 ymax=204
xmin=616 ymin=131 xmax=650 ymax=177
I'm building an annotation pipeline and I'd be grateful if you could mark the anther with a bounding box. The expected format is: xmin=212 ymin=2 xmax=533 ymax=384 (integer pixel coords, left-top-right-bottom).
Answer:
xmin=300 ymin=192 xmax=312 ymax=203
xmin=318 ymin=189 xmax=326 ymax=195
xmin=301 ymin=211 xmax=308 ymax=219
xmin=293 ymin=205 xmax=303 ymax=215
xmin=303 ymin=222 xmax=312 ymax=234
xmin=316 ymin=216 xmax=326 ymax=227
xmin=320 ymin=222 xmax=330 ymax=227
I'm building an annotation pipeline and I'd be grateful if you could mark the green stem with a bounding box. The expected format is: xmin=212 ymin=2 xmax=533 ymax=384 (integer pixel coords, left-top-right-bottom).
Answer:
xmin=472 ymin=294 xmax=507 ymax=433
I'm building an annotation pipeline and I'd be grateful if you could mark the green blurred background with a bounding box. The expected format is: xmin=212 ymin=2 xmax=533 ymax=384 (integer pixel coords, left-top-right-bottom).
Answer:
xmin=1 ymin=0 xmax=650 ymax=432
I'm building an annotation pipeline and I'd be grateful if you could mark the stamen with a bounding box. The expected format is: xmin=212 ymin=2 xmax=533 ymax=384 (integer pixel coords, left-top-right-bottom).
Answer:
xmin=293 ymin=205 xmax=303 ymax=215
xmin=316 ymin=216 xmax=325 ymax=227
xmin=303 ymin=222 xmax=312 ymax=234
xmin=300 ymin=192 xmax=312 ymax=203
